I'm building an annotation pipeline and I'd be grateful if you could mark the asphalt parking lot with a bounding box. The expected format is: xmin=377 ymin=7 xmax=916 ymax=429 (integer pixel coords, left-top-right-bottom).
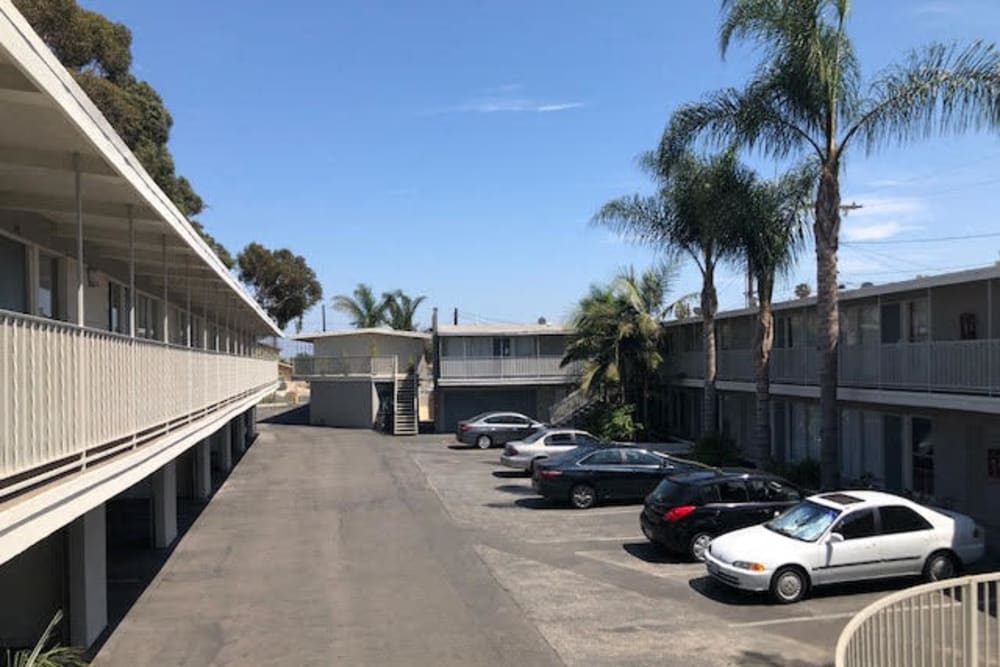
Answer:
xmin=412 ymin=435 xmax=917 ymax=667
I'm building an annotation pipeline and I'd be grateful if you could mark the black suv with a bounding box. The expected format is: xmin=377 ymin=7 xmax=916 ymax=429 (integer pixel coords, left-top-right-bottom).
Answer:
xmin=640 ymin=469 xmax=803 ymax=561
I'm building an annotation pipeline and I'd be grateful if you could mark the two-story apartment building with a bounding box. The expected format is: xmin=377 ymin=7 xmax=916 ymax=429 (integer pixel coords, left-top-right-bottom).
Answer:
xmin=293 ymin=329 xmax=431 ymax=435
xmin=0 ymin=4 xmax=279 ymax=651
xmin=661 ymin=264 xmax=1000 ymax=547
xmin=434 ymin=324 xmax=580 ymax=431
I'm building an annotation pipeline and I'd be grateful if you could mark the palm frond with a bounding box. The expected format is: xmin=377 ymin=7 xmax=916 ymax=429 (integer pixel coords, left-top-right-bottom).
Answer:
xmin=844 ymin=40 xmax=1000 ymax=157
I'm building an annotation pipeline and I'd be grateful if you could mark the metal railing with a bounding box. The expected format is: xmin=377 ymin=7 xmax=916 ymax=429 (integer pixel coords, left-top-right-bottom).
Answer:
xmin=0 ymin=310 xmax=276 ymax=496
xmin=549 ymin=388 xmax=593 ymax=425
xmin=678 ymin=339 xmax=1000 ymax=394
xmin=438 ymin=355 xmax=580 ymax=380
xmin=835 ymin=571 xmax=1000 ymax=667
xmin=293 ymin=355 xmax=399 ymax=378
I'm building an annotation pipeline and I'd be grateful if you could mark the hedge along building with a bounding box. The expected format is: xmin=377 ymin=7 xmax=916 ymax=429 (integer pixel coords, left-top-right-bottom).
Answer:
xmin=659 ymin=264 xmax=1000 ymax=552
xmin=0 ymin=2 xmax=280 ymax=650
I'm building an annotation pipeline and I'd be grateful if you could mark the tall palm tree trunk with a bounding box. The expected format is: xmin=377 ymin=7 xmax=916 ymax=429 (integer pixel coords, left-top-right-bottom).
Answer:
xmin=816 ymin=163 xmax=842 ymax=490
xmin=751 ymin=277 xmax=774 ymax=467
xmin=701 ymin=261 xmax=718 ymax=438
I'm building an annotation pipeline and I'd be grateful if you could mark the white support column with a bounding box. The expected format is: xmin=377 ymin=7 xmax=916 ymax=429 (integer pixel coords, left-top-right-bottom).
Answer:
xmin=152 ymin=461 xmax=178 ymax=549
xmin=73 ymin=152 xmax=84 ymax=326
xmin=128 ymin=206 xmax=136 ymax=338
xmin=68 ymin=504 xmax=107 ymax=648
xmin=185 ymin=258 xmax=192 ymax=347
xmin=218 ymin=427 xmax=233 ymax=472
xmin=194 ymin=438 xmax=212 ymax=500
xmin=161 ymin=235 xmax=169 ymax=343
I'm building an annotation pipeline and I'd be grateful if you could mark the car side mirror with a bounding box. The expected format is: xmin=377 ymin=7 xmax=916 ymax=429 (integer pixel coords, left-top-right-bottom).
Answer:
xmin=828 ymin=532 xmax=845 ymax=544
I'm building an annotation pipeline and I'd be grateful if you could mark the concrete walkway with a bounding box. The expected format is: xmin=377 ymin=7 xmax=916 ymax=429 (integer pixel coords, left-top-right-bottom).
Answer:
xmin=93 ymin=411 xmax=562 ymax=666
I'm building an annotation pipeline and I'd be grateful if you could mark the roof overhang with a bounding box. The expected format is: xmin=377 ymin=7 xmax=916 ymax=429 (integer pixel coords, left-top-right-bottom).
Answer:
xmin=0 ymin=3 xmax=281 ymax=336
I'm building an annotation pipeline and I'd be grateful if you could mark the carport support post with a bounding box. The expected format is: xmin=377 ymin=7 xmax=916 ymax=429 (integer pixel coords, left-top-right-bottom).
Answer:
xmin=67 ymin=504 xmax=107 ymax=648
xmin=194 ymin=438 xmax=212 ymax=499
xmin=235 ymin=415 xmax=247 ymax=455
xmin=152 ymin=461 xmax=178 ymax=549
xmin=219 ymin=425 xmax=233 ymax=472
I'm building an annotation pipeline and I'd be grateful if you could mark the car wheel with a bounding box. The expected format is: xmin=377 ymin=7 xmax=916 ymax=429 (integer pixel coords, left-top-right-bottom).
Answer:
xmin=475 ymin=435 xmax=492 ymax=450
xmin=770 ymin=566 xmax=808 ymax=604
xmin=569 ymin=484 xmax=597 ymax=510
xmin=923 ymin=550 xmax=958 ymax=582
xmin=688 ymin=533 xmax=713 ymax=562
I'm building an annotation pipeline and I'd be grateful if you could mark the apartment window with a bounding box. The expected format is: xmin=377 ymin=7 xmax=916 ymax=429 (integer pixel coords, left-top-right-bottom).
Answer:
xmin=441 ymin=337 xmax=463 ymax=357
xmin=36 ymin=252 xmax=60 ymax=319
xmin=539 ymin=335 xmax=565 ymax=356
xmin=492 ymin=336 xmax=511 ymax=357
xmin=0 ymin=234 xmax=28 ymax=313
xmin=512 ymin=336 xmax=536 ymax=357
xmin=881 ymin=303 xmax=902 ymax=344
xmin=136 ymin=294 xmax=162 ymax=340
xmin=911 ymin=417 xmax=934 ymax=496
xmin=908 ymin=299 xmax=929 ymax=342
xmin=108 ymin=283 xmax=129 ymax=334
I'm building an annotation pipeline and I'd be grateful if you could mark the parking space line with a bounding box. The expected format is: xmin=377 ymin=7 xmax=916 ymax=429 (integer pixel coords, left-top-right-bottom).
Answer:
xmin=727 ymin=612 xmax=858 ymax=628
xmin=575 ymin=550 xmax=703 ymax=578
xmin=527 ymin=535 xmax=641 ymax=544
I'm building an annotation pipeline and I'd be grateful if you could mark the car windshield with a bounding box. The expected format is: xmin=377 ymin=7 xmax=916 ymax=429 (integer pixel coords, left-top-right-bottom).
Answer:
xmin=765 ymin=501 xmax=840 ymax=542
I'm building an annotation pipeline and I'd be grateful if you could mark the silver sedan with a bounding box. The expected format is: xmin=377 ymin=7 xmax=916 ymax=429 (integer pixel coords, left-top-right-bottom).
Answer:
xmin=499 ymin=429 xmax=603 ymax=473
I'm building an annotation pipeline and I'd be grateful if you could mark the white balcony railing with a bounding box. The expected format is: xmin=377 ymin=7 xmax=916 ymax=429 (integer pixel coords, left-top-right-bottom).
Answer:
xmin=685 ymin=339 xmax=1000 ymax=394
xmin=439 ymin=356 xmax=580 ymax=381
xmin=835 ymin=571 xmax=1000 ymax=667
xmin=0 ymin=310 xmax=276 ymax=497
xmin=293 ymin=355 xmax=400 ymax=378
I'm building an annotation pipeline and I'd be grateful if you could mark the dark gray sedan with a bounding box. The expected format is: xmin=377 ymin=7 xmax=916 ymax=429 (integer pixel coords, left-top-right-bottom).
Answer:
xmin=456 ymin=412 xmax=545 ymax=449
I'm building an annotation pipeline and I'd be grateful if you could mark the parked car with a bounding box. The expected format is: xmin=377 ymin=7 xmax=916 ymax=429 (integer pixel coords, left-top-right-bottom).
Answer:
xmin=532 ymin=446 xmax=707 ymax=509
xmin=640 ymin=469 xmax=804 ymax=562
xmin=456 ymin=412 xmax=545 ymax=449
xmin=704 ymin=490 xmax=986 ymax=604
xmin=500 ymin=429 xmax=605 ymax=473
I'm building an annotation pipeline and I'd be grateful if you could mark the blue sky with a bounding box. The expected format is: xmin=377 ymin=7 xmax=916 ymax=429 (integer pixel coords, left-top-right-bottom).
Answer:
xmin=84 ymin=0 xmax=1000 ymax=332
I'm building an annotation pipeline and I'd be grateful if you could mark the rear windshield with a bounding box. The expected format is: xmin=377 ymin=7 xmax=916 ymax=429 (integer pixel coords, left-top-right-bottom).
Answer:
xmin=650 ymin=479 xmax=696 ymax=504
xmin=521 ymin=430 xmax=547 ymax=444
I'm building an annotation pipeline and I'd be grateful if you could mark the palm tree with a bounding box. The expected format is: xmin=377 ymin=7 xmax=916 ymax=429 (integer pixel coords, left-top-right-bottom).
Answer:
xmin=332 ymin=283 xmax=385 ymax=329
xmin=656 ymin=0 xmax=1000 ymax=488
xmin=382 ymin=290 xmax=427 ymax=331
xmin=561 ymin=264 xmax=681 ymax=427
xmin=734 ymin=165 xmax=815 ymax=466
xmin=594 ymin=151 xmax=751 ymax=438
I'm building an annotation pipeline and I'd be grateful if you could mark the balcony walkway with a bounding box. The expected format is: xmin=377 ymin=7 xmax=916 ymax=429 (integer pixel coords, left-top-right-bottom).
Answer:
xmin=92 ymin=407 xmax=560 ymax=667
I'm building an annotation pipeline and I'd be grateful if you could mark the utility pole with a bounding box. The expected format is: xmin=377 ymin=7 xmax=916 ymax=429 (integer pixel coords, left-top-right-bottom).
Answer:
xmin=453 ymin=307 xmax=458 ymax=326
xmin=841 ymin=202 xmax=863 ymax=214
xmin=321 ymin=303 xmax=326 ymax=331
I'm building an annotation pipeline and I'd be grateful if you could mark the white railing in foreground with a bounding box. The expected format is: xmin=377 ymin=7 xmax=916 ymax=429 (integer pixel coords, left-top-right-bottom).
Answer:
xmin=835 ymin=571 xmax=1000 ymax=667
xmin=0 ymin=310 xmax=276 ymax=494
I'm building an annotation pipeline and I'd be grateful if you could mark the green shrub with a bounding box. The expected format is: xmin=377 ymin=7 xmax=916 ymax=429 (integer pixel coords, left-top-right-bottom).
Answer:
xmin=585 ymin=402 xmax=641 ymax=442
xmin=687 ymin=434 xmax=743 ymax=467
xmin=766 ymin=458 xmax=821 ymax=491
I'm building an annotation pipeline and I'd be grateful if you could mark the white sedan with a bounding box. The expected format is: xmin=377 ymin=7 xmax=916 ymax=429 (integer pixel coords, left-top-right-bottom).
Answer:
xmin=499 ymin=429 xmax=603 ymax=472
xmin=704 ymin=490 xmax=986 ymax=603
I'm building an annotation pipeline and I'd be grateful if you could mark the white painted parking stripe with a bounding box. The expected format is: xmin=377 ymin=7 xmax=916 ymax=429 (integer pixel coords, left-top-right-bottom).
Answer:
xmin=527 ymin=535 xmax=642 ymax=544
xmin=727 ymin=612 xmax=859 ymax=628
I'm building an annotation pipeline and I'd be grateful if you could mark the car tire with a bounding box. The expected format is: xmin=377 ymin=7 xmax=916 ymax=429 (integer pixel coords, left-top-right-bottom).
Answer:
xmin=688 ymin=532 xmax=713 ymax=562
xmin=770 ymin=566 xmax=808 ymax=604
xmin=569 ymin=484 xmax=597 ymax=510
xmin=923 ymin=550 xmax=959 ymax=582
xmin=475 ymin=435 xmax=492 ymax=450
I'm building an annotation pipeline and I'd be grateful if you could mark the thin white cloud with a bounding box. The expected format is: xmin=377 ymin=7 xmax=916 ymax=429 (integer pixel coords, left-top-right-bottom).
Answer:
xmin=840 ymin=195 xmax=928 ymax=242
xmin=432 ymin=85 xmax=586 ymax=115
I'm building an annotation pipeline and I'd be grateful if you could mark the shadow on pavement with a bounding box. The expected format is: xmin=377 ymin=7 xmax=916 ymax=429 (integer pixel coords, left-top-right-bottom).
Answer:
xmin=688 ymin=572 xmax=922 ymax=607
xmin=259 ymin=404 xmax=309 ymax=425
xmin=495 ymin=484 xmax=535 ymax=496
xmin=737 ymin=651 xmax=833 ymax=667
xmin=492 ymin=470 xmax=529 ymax=479
xmin=622 ymin=541 xmax=689 ymax=565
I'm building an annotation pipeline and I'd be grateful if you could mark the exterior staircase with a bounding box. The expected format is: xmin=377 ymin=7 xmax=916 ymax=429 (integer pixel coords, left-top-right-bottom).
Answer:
xmin=549 ymin=388 xmax=597 ymax=427
xmin=393 ymin=372 xmax=419 ymax=436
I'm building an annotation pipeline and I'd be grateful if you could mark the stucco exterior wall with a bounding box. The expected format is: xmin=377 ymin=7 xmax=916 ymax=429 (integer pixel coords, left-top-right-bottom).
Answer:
xmin=313 ymin=333 xmax=426 ymax=369
xmin=309 ymin=379 xmax=378 ymax=429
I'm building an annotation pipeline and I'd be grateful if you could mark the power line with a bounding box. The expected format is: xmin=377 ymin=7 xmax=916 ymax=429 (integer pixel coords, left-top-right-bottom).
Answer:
xmin=844 ymin=231 xmax=1000 ymax=245
xmin=839 ymin=262 xmax=991 ymax=278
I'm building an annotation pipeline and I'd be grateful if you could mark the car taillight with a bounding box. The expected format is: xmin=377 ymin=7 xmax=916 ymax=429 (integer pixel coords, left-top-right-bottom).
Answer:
xmin=506 ymin=447 xmax=519 ymax=456
xmin=459 ymin=424 xmax=472 ymax=432
xmin=539 ymin=470 xmax=563 ymax=479
xmin=663 ymin=505 xmax=696 ymax=522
